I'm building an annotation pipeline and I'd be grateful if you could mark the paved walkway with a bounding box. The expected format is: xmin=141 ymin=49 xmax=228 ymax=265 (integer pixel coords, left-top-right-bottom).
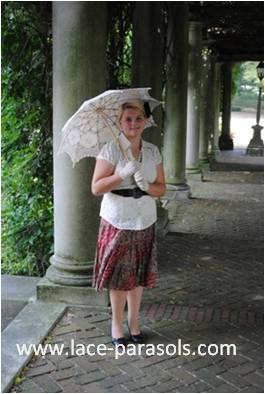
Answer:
xmin=1 ymin=276 xmax=40 ymax=331
xmin=9 ymin=168 xmax=264 ymax=393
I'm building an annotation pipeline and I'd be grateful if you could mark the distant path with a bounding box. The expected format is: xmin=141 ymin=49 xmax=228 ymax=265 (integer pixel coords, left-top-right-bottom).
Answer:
xmin=231 ymin=111 xmax=264 ymax=149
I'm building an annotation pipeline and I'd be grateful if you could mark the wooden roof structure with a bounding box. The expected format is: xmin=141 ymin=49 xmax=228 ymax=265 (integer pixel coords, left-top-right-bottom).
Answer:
xmin=189 ymin=1 xmax=264 ymax=61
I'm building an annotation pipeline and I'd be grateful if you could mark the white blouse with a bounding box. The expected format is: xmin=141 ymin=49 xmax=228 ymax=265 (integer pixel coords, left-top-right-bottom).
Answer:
xmin=97 ymin=138 xmax=162 ymax=230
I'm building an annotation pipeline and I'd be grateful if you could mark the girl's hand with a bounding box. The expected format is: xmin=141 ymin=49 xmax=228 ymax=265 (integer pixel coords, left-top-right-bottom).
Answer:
xmin=118 ymin=161 xmax=140 ymax=180
xmin=134 ymin=170 xmax=149 ymax=191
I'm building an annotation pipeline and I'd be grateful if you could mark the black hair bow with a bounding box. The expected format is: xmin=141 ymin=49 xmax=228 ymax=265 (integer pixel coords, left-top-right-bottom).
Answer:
xmin=144 ymin=102 xmax=152 ymax=118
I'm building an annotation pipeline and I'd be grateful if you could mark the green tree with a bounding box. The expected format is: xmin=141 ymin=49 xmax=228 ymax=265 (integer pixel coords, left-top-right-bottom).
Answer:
xmin=107 ymin=2 xmax=133 ymax=88
xmin=232 ymin=62 xmax=243 ymax=97
xmin=232 ymin=61 xmax=262 ymax=111
xmin=238 ymin=61 xmax=260 ymax=94
xmin=2 ymin=2 xmax=53 ymax=276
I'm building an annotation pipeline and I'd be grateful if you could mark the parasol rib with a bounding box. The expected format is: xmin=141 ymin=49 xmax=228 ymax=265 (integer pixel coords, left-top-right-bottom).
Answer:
xmin=96 ymin=108 xmax=129 ymax=161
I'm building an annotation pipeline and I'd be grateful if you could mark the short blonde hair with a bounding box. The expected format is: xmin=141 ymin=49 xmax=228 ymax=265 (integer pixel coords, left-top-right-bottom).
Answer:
xmin=117 ymin=100 xmax=146 ymax=122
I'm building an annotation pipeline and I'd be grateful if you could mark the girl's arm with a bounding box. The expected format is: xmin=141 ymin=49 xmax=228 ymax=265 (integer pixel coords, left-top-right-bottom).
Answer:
xmin=91 ymin=159 xmax=123 ymax=196
xmin=146 ymin=163 xmax=166 ymax=198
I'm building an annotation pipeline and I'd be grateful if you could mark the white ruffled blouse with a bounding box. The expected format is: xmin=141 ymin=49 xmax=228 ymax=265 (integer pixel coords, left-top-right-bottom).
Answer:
xmin=96 ymin=138 xmax=162 ymax=230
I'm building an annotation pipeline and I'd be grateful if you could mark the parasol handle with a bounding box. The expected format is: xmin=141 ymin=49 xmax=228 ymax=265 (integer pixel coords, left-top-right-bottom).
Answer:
xmin=96 ymin=109 xmax=129 ymax=161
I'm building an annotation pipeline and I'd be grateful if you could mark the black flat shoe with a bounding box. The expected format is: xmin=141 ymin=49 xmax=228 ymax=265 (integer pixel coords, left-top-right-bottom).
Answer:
xmin=127 ymin=323 xmax=144 ymax=343
xmin=129 ymin=332 xmax=144 ymax=343
xmin=111 ymin=337 xmax=127 ymax=347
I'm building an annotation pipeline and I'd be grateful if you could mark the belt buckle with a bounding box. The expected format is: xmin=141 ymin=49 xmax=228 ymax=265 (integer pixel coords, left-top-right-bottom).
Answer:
xmin=132 ymin=188 xmax=142 ymax=199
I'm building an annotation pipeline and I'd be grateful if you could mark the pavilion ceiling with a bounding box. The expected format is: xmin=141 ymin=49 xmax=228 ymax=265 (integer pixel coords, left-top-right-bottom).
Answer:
xmin=189 ymin=1 xmax=264 ymax=61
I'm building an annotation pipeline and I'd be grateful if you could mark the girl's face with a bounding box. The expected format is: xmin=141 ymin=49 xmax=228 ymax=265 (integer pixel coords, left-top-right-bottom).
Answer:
xmin=119 ymin=108 xmax=146 ymax=141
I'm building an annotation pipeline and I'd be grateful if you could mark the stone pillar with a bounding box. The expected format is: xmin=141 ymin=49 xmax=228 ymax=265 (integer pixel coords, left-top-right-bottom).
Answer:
xmin=199 ymin=49 xmax=221 ymax=165
xmin=163 ymin=3 xmax=190 ymax=198
xmin=219 ymin=62 xmax=234 ymax=150
xmin=37 ymin=2 xmax=108 ymax=306
xmin=132 ymin=2 xmax=164 ymax=148
xmin=186 ymin=22 xmax=202 ymax=174
xmin=207 ymin=54 xmax=219 ymax=156
xmin=212 ymin=62 xmax=222 ymax=154
xmin=199 ymin=47 xmax=212 ymax=164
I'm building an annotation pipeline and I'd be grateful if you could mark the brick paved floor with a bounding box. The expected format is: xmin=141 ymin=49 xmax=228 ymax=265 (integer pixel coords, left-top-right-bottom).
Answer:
xmin=11 ymin=170 xmax=263 ymax=393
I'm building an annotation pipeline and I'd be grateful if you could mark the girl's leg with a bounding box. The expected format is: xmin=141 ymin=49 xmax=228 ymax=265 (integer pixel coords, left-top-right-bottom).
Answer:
xmin=126 ymin=286 xmax=144 ymax=335
xmin=109 ymin=289 xmax=127 ymax=338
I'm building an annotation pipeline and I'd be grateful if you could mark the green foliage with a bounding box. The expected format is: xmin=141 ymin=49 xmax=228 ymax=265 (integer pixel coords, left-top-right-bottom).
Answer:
xmin=2 ymin=2 xmax=53 ymax=276
xmin=107 ymin=2 xmax=133 ymax=88
xmin=232 ymin=63 xmax=242 ymax=97
xmin=237 ymin=61 xmax=261 ymax=95
xmin=232 ymin=61 xmax=262 ymax=111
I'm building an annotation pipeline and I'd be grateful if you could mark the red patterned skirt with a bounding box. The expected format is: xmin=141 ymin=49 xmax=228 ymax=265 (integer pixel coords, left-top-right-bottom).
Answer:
xmin=92 ymin=218 xmax=158 ymax=291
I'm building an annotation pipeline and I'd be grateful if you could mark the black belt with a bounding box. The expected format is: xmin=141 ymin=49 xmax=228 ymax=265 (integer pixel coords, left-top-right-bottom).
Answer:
xmin=111 ymin=187 xmax=148 ymax=199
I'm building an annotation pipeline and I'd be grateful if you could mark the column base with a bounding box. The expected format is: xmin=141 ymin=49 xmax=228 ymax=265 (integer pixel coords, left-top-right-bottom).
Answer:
xmin=185 ymin=166 xmax=201 ymax=175
xmin=246 ymin=125 xmax=264 ymax=156
xmin=199 ymin=157 xmax=209 ymax=165
xmin=186 ymin=172 xmax=203 ymax=182
xmin=199 ymin=159 xmax=210 ymax=172
xmin=37 ymin=276 xmax=109 ymax=307
xmin=160 ymin=183 xmax=191 ymax=205
xmin=218 ymin=134 xmax=234 ymax=151
xmin=208 ymin=149 xmax=219 ymax=158
xmin=156 ymin=203 xmax=169 ymax=237
xmin=46 ymin=255 xmax=93 ymax=287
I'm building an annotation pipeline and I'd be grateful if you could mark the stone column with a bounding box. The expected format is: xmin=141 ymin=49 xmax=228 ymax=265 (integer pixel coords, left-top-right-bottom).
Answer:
xmin=199 ymin=49 xmax=221 ymax=165
xmin=163 ymin=3 xmax=190 ymax=198
xmin=132 ymin=2 xmax=164 ymax=148
xmin=132 ymin=3 xmax=168 ymax=231
xmin=219 ymin=62 xmax=234 ymax=150
xmin=207 ymin=54 xmax=219 ymax=156
xmin=199 ymin=47 xmax=212 ymax=164
xmin=212 ymin=62 xmax=222 ymax=154
xmin=186 ymin=22 xmax=202 ymax=175
xmin=37 ymin=2 xmax=108 ymax=306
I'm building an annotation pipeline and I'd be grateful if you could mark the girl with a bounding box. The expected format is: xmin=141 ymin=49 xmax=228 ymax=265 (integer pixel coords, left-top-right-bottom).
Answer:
xmin=91 ymin=100 xmax=165 ymax=346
